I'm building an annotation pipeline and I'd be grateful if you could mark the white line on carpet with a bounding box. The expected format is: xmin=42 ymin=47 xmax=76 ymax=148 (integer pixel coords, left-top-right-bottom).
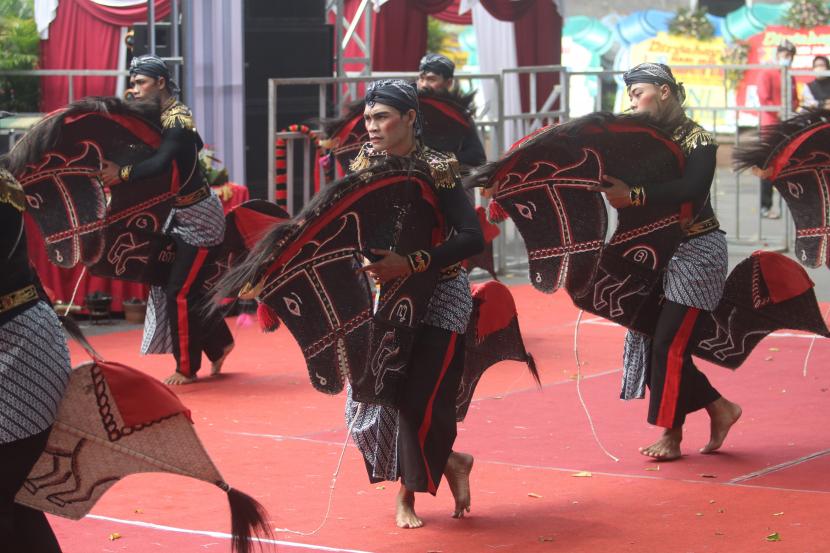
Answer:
xmin=85 ymin=514 xmax=376 ymax=553
xmin=728 ymin=448 xmax=830 ymax=484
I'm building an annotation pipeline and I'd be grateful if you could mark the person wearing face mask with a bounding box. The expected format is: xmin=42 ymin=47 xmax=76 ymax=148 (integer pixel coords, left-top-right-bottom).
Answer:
xmin=593 ymin=63 xmax=742 ymax=462
xmin=801 ymin=55 xmax=830 ymax=109
xmin=345 ymin=79 xmax=484 ymax=529
xmin=756 ymin=40 xmax=799 ymax=218
xmin=98 ymin=55 xmax=235 ymax=386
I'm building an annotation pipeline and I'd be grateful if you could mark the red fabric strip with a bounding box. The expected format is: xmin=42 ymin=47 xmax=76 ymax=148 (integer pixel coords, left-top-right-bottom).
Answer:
xmin=767 ymin=122 xmax=830 ymax=180
xmin=756 ymin=251 xmax=814 ymax=304
xmin=420 ymin=97 xmax=471 ymax=127
xmin=417 ymin=332 xmax=458 ymax=494
xmin=175 ymin=248 xmax=209 ymax=376
xmin=100 ymin=360 xmax=191 ymax=427
xmin=265 ymin=174 xmax=442 ymax=278
xmin=656 ymin=308 xmax=699 ymax=428
xmin=473 ymin=281 xmax=517 ymax=342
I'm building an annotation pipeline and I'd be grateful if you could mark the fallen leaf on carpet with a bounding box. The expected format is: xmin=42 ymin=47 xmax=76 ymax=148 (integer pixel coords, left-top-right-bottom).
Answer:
xmin=766 ymin=532 xmax=781 ymax=542
xmin=376 ymin=485 xmax=385 ymax=490
xmin=700 ymin=473 xmax=717 ymax=478
xmin=133 ymin=508 xmax=143 ymax=514
xmin=764 ymin=356 xmax=773 ymax=361
xmin=696 ymin=512 xmax=704 ymax=517
xmin=528 ymin=492 xmax=543 ymax=498
xmin=773 ymin=512 xmax=784 ymax=516
xmin=718 ymin=508 xmax=725 ymax=513
xmin=709 ymin=500 xmax=716 ymax=504
xmin=108 ymin=533 xmax=122 ymax=541
xmin=538 ymin=536 xmax=555 ymax=542
xmin=768 ymin=347 xmax=780 ymax=352
xmin=644 ymin=466 xmax=660 ymax=472
xmin=572 ymin=471 xmax=592 ymax=477
xmin=715 ymin=531 xmax=724 ymax=536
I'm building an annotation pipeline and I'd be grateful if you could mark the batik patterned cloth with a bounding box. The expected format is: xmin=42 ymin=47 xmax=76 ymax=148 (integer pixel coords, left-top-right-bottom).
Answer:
xmin=423 ymin=269 xmax=472 ymax=334
xmin=0 ymin=301 xmax=71 ymax=443
xmin=140 ymin=193 xmax=225 ymax=355
xmin=347 ymin=270 xmax=472 ymax=480
xmin=620 ymin=231 xmax=727 ymax=399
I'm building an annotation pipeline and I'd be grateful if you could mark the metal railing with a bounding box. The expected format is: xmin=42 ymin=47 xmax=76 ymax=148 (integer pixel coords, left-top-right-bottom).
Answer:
xmin=266 ymin=72 xmax=505 ymax=214
xmin=2 ymin=63 xmax=810 ymax=275
xmin=0 ymin=60 xmax=183 ymax=105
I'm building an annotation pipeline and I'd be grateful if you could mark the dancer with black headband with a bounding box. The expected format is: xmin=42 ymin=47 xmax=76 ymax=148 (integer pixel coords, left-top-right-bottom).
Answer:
xmin=592 ymin=63 xmax=742 ymax=461
xmin=99 ymin=55 xmax=234 ymax=385
xmin=345 ymin=79 xmax=484 ymax=528
xmin=417 ymin=53 xmax=486 ymax=171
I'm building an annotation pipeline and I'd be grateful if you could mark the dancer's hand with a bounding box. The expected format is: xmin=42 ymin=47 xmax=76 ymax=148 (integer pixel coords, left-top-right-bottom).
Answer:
xmin=357 ymin=249 xmax=411 ymax=284
xmin=751 ymin=166 xmax=772 ymax=179
xmin=591 ymin=175 xmax=632 ymax=209
xmin=99 ymin=160 xmax=122 ymax=187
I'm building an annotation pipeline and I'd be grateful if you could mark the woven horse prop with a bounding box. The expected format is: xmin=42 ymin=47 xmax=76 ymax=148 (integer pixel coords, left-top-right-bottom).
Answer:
xmin=5 ymin=97 xmax=289 ymax=291
xmin=214 ymin=157 xmax=537 ymax=411
xmin=467 ymin=113 xmax=830 ymax=367
xmin=734 ymin=108 xmax=830 ymax=269
xmin=15 ymin=320 xmax=272 ymax=553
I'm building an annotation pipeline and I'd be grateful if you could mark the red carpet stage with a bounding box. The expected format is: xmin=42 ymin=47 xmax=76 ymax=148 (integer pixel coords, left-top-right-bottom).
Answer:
xmin=50 ymin=284 xmax=830 ymax=552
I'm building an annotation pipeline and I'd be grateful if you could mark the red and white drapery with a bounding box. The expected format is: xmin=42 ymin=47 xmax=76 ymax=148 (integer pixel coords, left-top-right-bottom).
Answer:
xmin=35 ymin=0 xmax=170 ymax=112
xmin=361 ymin=0 xmax=559 ymax=149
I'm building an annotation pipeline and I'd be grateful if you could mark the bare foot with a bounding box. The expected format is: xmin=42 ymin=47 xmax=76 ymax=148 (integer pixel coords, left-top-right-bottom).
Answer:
xmin=444 ymin=451 xmax=474 ymax=518
xmin=395 ymin=486 xmax=423 ymax=529
xmin=700 ymin=397 xmax=742 ymax=454
xmin=639 ymin=427 xmax=682 ymax=461
xmin=164 ymin=372 xmax=197 ymax=385
xmin=211 ymin=343 xmax=235 ymax=376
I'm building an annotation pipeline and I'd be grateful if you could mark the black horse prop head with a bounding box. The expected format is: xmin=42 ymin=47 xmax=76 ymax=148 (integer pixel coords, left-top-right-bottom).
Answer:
xmin=467 ymin=113 xmax=685 ymax=332
xmin=7 ymin=97 xmax=177 ymax=284
xmin=734 ymin=108 xmax=830 ymax=269
xmin=215 ymin=158 xmax=444 ymax=406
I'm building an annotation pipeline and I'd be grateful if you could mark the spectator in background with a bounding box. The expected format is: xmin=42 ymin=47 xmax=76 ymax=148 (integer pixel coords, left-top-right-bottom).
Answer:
xmin=756 ymin=39 xmax=798 ymax=219
xmin=801 ymin=55 xmax=830 ymax=110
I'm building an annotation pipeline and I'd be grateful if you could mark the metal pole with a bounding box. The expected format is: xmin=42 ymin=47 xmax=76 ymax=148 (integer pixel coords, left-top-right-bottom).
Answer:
xmin=148 ymin=0 xmax=156 ymax=55
xmin=303 ymin=138 xmax=311 ymax=205
xmin=171 ymin=0 xmax=180 ymax=87
xmin=267 ymin=79 xmax=277 ymax=203
xmin=287 ymin=139 xmax=295 ymax=213
xmin=67 ymin=75 xmax=74 ymax=103
xmin=364 ymin=0 xmax=372 ymax=74
xmin=335 ymin=0 xmax=344 ymax=78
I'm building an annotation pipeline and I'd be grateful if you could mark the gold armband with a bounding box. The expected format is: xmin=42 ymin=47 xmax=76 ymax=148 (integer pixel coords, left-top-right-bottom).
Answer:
xmin=406 ymin=250 xmax=431 ymax=273
xmin=119 ymin=165 xmax=133 ymax=183
xmin=629 ymin=186 xmax=646 ymax=207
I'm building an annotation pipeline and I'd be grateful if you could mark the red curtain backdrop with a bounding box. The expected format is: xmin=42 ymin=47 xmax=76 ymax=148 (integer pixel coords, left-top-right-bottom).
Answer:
xmin=433 ymin=0 xmax=472 ymax=24
xmin=479 ymin=0 xmax=536 ymax=21
xmin=514 ymin=0 xmax=561 ymax=113
xmin=40 ymin=0 xmax=170 ymax=112
xmin=372 ymin=0 xmax=455 ymax=71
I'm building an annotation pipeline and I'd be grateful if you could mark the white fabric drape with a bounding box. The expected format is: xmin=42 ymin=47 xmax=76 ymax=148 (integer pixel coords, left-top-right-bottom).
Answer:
xmin=185 ymin=0 xmax=246 ymax=183
xmin=34 ymin=0 xmax=59 ymax=39
xmin=471 ymin=3 xmax=522 ymax=150
xmin=34 ymin=0 xmax=149 ymax=40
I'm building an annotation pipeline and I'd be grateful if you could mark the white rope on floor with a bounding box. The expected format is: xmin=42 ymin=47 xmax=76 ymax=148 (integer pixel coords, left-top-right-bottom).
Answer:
xmin=573 ymin=309 xmax=619 ymax=463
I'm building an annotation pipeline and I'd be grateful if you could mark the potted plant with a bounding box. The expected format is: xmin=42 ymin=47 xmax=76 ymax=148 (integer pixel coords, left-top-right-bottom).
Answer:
xmin=122 ymin=297 xmax=147 ymax=324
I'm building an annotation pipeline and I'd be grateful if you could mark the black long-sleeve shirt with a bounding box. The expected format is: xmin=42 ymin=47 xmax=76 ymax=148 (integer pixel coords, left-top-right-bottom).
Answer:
xmin=123 ymin=99 xmax=207 ymax=196
xmin=639 ymin=119 xmax=718 ymax=234
xmin=350 ymin=143 xmax=484 ymax=271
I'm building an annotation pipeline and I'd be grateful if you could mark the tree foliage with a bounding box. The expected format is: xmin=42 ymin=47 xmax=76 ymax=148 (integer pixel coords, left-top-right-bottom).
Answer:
xmin=0 ymin=0 xmax=40 ymax=112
